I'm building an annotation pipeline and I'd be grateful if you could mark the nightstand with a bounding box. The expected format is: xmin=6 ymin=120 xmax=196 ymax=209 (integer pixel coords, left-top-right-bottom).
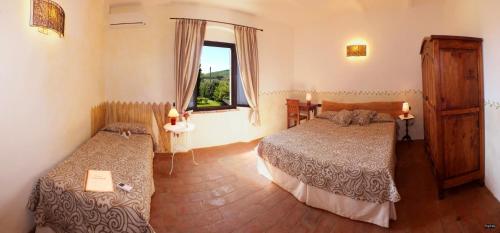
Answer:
xmin=164 ymin=122 xmax=198 ymax=175
xmin=399 ymin=114 xmax=415 ymax=141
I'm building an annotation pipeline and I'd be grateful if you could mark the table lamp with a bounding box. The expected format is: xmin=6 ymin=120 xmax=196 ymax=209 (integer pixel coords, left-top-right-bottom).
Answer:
xmin=306 ymin=93 xmax=312 ymax=105
xmin=168 ymin=108 xmax=179 ymax=125
xmin=402 ymin=102 xmax=410 ymax=117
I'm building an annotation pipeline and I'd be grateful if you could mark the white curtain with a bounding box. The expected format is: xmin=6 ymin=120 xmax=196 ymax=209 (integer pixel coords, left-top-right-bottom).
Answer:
xmin=235 ymin=26 xmax=260 ymax=125
xmin=174 ymin=19 xmax=206 ymax=111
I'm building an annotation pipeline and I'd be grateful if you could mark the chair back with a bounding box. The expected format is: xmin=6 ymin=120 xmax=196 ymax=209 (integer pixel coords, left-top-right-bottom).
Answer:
xmin=286 ymin=99 xmax=300 ymax=117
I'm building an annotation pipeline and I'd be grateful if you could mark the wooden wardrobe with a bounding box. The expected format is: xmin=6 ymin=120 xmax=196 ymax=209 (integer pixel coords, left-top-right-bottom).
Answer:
xmin=420 ymin=35 xmax=484 ymax=199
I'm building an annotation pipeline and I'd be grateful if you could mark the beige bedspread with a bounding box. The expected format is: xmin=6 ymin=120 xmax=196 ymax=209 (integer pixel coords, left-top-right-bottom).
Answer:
xmin=28 ymin=131 xmax=155 ymax=233
xmin=258 ymin=119 xmax=400 ymax=204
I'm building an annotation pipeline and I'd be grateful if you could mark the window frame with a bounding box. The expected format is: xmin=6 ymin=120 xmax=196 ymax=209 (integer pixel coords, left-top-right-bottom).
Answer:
xmin=191 ymin=41 xmax=239 ymax=112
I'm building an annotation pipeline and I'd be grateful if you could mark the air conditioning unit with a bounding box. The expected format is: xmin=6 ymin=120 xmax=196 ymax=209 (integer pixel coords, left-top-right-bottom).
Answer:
xmin=108 ymin=2 xmax=146 ymax=27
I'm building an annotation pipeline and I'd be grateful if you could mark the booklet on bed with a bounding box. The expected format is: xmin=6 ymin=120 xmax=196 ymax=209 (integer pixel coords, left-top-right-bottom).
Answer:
xmin=85 ymin=170 xmax=114 ymax=192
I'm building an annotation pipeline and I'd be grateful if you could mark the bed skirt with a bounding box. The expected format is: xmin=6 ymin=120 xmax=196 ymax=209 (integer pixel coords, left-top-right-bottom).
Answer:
xmin=257 ymin=156 xmax=396 ymax=228
xmin=35 ymin=226 xmax=55 ymax=233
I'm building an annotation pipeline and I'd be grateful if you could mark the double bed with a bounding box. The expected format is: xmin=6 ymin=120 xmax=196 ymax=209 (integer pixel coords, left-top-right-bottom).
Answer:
xmin=257 ymin=101 xmax=402 ymax=227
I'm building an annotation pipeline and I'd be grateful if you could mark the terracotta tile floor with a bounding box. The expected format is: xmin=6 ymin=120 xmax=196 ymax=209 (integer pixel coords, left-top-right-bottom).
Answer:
xmin=150 ymin=140 xmax=500 ymax=233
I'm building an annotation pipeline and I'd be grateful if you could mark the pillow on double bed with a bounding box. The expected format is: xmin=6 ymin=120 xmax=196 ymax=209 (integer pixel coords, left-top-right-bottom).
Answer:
xmin=317 ymin=110 xmax=356 ymax=126
xmin=316 ymin=111 xmax=337 ymax=120
xmin=352 ymin=109 xmax=377 ymax=126
xmin=102 ymin=122 xmax=150 ymax=135
xmin=372 ymin=112 xmax=395 ymax=123
xmin=331 ymin=110 xmax=354 ymax=126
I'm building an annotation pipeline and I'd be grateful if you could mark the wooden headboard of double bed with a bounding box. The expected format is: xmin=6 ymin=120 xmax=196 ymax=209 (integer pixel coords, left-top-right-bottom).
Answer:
xmin=322 ymin=100 xmax=405 ymax=118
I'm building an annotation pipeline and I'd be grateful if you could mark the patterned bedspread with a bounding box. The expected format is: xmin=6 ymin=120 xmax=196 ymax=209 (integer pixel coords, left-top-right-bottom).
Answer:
xmin=28 ymin=131 xmax=155 ymax=233
xmin=258 ymin=119 xmax=400 ymax=204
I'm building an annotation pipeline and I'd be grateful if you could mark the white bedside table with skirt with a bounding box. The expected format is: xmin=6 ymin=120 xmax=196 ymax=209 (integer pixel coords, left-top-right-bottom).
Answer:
xmin=164 ymin=122 xmax=197 ymax=175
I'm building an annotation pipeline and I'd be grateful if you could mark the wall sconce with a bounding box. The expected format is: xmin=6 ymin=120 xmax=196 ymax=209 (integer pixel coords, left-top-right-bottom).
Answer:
xmin=30 ymin=0 xmax=65 ymax=37
xmin=346 ymin=45 xmax=367 ymax=57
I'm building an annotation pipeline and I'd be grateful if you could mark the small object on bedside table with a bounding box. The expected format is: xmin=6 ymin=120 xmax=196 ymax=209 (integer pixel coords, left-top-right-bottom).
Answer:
xmin=399 ymin=114 xmax=415 ymax=141
xmin=305 ymin=93 xmax=312 ymax=105
xmin=402 ymin=102 xmax=411 ymax=117
xmin=183 ymin=111 xmax=191 ymax=128
xmin=168 ymin=107 xmax=179 ymax=125
xmin=164 ymin=122 xmax=197 ymax=175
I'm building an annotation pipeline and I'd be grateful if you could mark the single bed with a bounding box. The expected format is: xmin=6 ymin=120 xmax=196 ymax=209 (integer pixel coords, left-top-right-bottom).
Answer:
xmin=28 ymin=129 xmax=155 ymax=233
xmin=257 ymin=101 xmax=403 ymax=228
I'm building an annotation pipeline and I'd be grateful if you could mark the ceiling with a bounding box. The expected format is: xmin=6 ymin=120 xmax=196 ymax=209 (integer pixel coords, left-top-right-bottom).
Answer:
xmin=105 ymin=0 xmax=437 ymax=26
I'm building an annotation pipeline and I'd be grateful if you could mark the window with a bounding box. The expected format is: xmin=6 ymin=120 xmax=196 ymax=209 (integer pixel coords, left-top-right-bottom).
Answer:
xmin=190 ymin=41 xmax=248 ymax=111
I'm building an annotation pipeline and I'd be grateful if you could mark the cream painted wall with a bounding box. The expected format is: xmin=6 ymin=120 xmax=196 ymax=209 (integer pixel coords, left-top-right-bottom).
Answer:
xmin=0 ymin=1 xmax=105 ymax=232
xmin=103 ymin=3 xmax=295 ymax=148
xmin=293 ymin=0 xmax=481 ymax=90
xmin=484 ymin=105 xmax=500 ymax=201
xmin=480 ymin=0 xmax=500 ymax=201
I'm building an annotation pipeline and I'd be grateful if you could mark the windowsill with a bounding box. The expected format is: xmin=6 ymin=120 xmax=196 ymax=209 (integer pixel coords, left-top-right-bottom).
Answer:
xmin=192 ymin=106 xmax=250 ymax=114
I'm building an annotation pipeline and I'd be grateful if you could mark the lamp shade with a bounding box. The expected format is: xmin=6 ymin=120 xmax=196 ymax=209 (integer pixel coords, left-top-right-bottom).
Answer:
xmin=346 ymin=45 xmax=367 ymax=57
xmin=168 ymin=108 xmax=179 ymax=118
xmin=306 ymin=93 xmax=312 ymax=102
xmin=30 ymin=0 xmax=65 ymax=37
xmin=402 ymin=102 xmax=410 ymax=113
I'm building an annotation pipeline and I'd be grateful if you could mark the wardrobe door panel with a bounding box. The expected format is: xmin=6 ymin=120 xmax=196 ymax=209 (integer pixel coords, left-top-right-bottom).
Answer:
xmin=442 ymin=113 xmax=480 ymax=178
xmin=439 ymin=49 xmax=480 ymax=110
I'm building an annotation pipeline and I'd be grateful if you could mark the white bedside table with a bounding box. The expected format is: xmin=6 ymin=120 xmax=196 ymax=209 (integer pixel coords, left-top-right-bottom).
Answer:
xmin=164 ymin=122 xmax=198 ymax=175
xmin=398 ymin=114 xmax=415 ymax=141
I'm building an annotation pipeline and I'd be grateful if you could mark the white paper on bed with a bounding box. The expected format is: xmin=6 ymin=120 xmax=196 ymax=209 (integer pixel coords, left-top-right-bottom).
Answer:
xmin=84 ymin=170 xmax=114 ymax=192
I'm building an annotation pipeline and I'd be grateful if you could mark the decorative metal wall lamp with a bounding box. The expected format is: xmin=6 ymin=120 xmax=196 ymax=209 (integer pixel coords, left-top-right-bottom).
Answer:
xmin=30 ymin=0 xmax=65 ymax=37
xmin=346 ymin=44 xmax=367 ymax=57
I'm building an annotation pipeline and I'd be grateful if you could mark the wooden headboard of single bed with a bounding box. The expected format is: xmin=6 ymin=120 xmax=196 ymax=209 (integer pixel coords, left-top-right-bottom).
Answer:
xmin=91 ymin=102 xmax=155 ymax=136
xmin=322 ymin=100 xmax=405 ymax=118
xmin=91 ymin=101 xmax=173 ymax=152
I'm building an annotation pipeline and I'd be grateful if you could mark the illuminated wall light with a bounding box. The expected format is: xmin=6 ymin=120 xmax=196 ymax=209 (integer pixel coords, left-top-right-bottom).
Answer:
xmin=346 ymin=45 xmax=367 ymax=57
xmin=30 ymin=0 xmax=65 ymax=37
